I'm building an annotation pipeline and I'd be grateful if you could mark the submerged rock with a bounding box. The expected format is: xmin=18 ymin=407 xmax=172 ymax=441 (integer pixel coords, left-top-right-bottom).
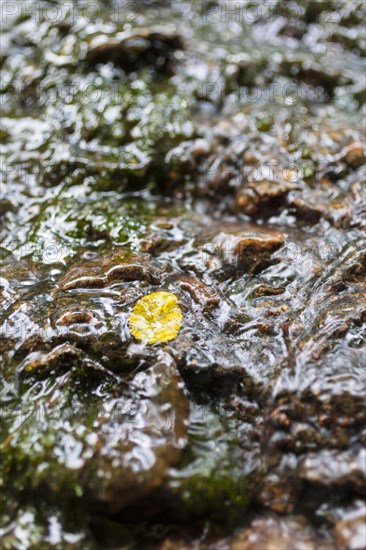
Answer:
xmin=321 ymin=499 xmax=366 ymax=550
xmin=86 ymin=26 xmax=183 ymax=74
xmin=288 ymin=189 xmax=353 ymax=227
xmin=5 ymin=351 xmax=189 ymax=515
xmin=299 ymin=448 xmax=366 ymax=490
xmin=341 ymin=142 xmax=366 ymax=169
xmin=58 ymin=253 xmax=161 ymax=290
xmin=235 ymin=179 xmax=296 ymax=217
xmin=179 ymin=276 xmax=221 ymax=313
xmin=202 ymin=225 xmax=286 ymax=274
xmin=231 ymin=514 xmax=333 ymax=550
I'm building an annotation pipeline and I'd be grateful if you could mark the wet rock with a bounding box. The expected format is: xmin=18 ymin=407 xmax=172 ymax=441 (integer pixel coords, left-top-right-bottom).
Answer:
xmin=19 ymin=342 xmax=82 ymax=375
xmin=159 ymin=533 xmax=230 ymax=550
xmin=278 ymin=20 xmax=307 ymax=40
xmin=258 ymin=237 xmax=366 ymax=504
xmin=44 ymin=252 xmax=170 ymax=371
xmin=2 ymin=0 xmax=366 ymax=544
xmin=280 ymin=58 xmax=343 ymax=99
xmin=53 ymin=307 xmax=96 ymax=327
xmin=234 ymin=232 xmax=286 ymax=272
xmin=235 ymin=179 xmax=296 ymax=217
xmin=58 ymin=253 xmax=161 ymax=291
xmin=5 ymin=352 xmax=189 ymax=515
xmin=265 ymin=335 xmax=366 ymax=448
xmin=299 ymin=448 xmax=366 ymax=491
xmin=87 ymin=356 xmax=189 ymax=513
xmin=160 ymin=400 xmax=255 ymax=522
xmin=85 ymin=222 xmax=110 ymax=242
xmin=0 ymin=198 xmax=15 ymax=216
xmin=211 ymin=227 xmax=286 ymax=274
xmin=319 ymin=499 xmax=366 ymax=550
xmin=173 ymin=333 xmax=245 ymax=396
xmin=140 ymin=220 xmax=186 ymax=255
xmin=225 ymin=54 xmax=269 ymax=89
xmin=255 ymin=474 xmax=299 ymax=513
xmin=231 ymin=514 xmax=333 ymax=550
xmin=197 ymin=156 xmax=239 ymax=197
xmin=1 ymin=253 xmax=167 ymax=373
xmin=140 ymin=233 xmax=173 ymax=254
xmin=86 ymin=26 xmax=183 ymax=74
xmin=335 ymin=510 xmax=366 ymax=550
xmin=321 ymin=162 xmax=348 ymax=182
xmin=165 ymin=139 xmax=210 ymax=177
xmin=179 ymin=276 xmax=221 ymax=313
xmin=341 ymin=142 xmax=366 ymax=169
xmin=251 ymin=285 xmax=285 ymax=298
xmin=288 ymin=189 xmax=353 ymax=227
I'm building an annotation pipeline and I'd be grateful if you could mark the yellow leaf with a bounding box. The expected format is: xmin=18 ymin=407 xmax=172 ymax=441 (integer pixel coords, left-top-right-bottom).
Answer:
xmin=129 ymin=291 xmax=182 ymax=344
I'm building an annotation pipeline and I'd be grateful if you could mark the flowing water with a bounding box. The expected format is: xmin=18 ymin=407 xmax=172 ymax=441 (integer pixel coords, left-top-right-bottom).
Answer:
xmin=1 ymin=1 xmax=365 ymax=548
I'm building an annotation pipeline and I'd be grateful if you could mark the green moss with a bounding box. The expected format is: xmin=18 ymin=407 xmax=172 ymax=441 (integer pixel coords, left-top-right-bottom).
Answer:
xmin=168 ymin=403 xmax=249 ymax=522
xmin=3 ymin=184 xmax=158 ymax=261
xmin=301 ymin=146 xmax=312 ymax=160
xmin=303 ymin=163 xmax=316 ymax=179
xmin=256 ymin=114 xmax=274 ymax=132
xmin=0 ymin=364 xmax=116 ymax=509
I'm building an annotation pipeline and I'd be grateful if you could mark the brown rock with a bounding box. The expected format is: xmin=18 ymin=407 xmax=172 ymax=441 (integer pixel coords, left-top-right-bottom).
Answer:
xmin=0 ymin=198 xmax=16 ymax=216
xmin=335 ymin=514 xmax=366 ymax=550
xmin=19 ymin=343 xmax=81 ymax=374
xmin=207 ymin=227 xmax=286 ymax=273
xmin=54 ymin=308 xmax=94 ymax=327
xmin=334 ymin=501 xmax=366 ymax=550
xmin=289 ymin=190 xmax=352 ymax=227
xmin=140 ymin=233 xmax=171 ymax=254
xmin=58 ymin=253 xmax=160 ymax=291
xmin=256 ymin=475 xmax=299 ymax=513
xmin=179 ymin=276 xmax=221 ymax=312
xmin=235 ymin=179 xmax=296 ymax=216
xmin=86 ymin=26 xmax=183 ymax=73
xmin=233 ymin=231 xmax=285 ymax=272
xmin=342 ymin=142 xmax=366 ymax=169
xmin=299 ymin=448 xmax=366 ymax=490
xmin=86 ymin=357 xmax=189 ymax=513
xmin=231 ymin=515 xmax=333 ymax=550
